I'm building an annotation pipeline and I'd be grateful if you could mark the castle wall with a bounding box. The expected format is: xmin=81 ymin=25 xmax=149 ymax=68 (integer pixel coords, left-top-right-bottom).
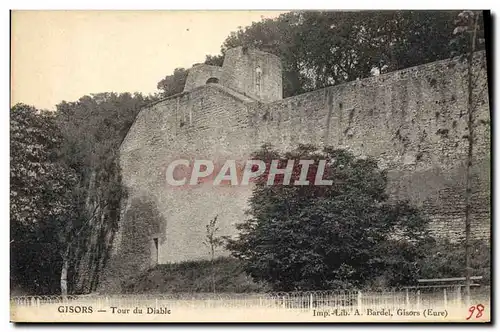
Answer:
xmin=244 ymin=52 xmax=490 ymax=240
xmin=108 ymin=52 xmax=490 ymax=286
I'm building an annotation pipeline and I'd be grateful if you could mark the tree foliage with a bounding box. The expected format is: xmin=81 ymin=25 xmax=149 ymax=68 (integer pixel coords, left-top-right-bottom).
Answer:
xmin=226 ymin=144 xmax=433 ymax=291
xmin=157 ymin=68 xmax=188 ymax=98
xmin=418 ymin=238 xmax=490 ymax=285
xmin=158 ymin=11 xmax=486 ymax=98
xmin=450 ymin=11 xmax=486 ymax=58
xmin=10 ymin=104 xmax=77 ymax=294
xmin=200 ymin=11 xmax=485 ymax=98
xmin=10 ymin=92 xmax=159 ymax=295
xmin=10 ymin=104 xmax=77 ymax=227
xmin=54 ymin=92 xmax=159 ymax=293
xmin=204 ymin=54 xmax=224 ymax=67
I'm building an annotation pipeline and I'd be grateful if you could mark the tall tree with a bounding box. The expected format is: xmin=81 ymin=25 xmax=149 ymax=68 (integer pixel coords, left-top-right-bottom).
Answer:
xmin=10 ymin=103 xmax=77 ymax=294
xmin=451 ymin=10 xmax=487 ymax=307
xmin=55 ymin=92 xmax=158 ymax=294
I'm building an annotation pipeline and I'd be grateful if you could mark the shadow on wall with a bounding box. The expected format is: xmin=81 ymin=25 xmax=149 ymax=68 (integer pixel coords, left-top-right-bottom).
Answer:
xmin=98 ymin=196 xmax=165 ymax=293
xmin=388 ymin=158 xmax=490 ymax=241
xmin=388 ymin=158 xmax=490 ymax=205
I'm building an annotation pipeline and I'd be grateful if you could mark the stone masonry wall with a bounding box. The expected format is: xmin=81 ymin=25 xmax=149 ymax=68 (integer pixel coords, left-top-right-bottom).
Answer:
xmin=116 ymin=84 xmax=256 ymax=269
xmin=245 ymin=52 xmax=490 ymax=240
xmin=221 ymin=46 xmax=283 ymax=102
xmin=110 ymin=52 xmax=490 ymax=283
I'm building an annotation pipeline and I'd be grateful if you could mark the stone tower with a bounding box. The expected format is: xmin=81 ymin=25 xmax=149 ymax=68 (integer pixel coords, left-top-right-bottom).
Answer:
xmin=221 ymin=46 xmax=282 ymax=102
xmin=183 ymin=46 xmax=283 ymax=102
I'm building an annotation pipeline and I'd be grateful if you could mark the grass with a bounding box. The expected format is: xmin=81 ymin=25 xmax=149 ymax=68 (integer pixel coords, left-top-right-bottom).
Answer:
xmin=120 ymin=257 xmax=270 ymax=294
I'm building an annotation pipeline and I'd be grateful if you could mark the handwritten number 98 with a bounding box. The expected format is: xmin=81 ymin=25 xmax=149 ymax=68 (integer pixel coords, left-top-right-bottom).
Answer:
xmin=466 ymin=304 xmax=485 ymax=320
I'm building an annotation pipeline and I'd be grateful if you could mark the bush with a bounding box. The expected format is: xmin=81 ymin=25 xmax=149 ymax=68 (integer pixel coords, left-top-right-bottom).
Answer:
xmin=227 ymin=144 xmax=433 ymax=291
xmin=121 ymin=257 xmax=270 ymax=294
xmin=418 ymin=238 xmax=490 ymax=284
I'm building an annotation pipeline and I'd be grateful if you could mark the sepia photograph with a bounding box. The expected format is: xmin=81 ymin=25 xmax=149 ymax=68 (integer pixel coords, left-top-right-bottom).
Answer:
xmin=9 ymin=9 xmax=492 ymax=323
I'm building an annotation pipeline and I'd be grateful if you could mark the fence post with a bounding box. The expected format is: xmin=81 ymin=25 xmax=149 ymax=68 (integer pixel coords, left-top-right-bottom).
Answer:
xmin=357 ymin=291 xmax=362 ymax=312
xmin=456 ymin=286 xmax=462 ymax=306
xmin=443 ymin=288 xmax=447 ymax=309
xmin=416 ymin=290 xmax=421 ymax=310
xmin=309 ymin=293 xmax=313 ymax=311
xmin=405 ymin=289 xmax=409 ymax=307
xmin=282 ymin=296 xmax=286 ymax=309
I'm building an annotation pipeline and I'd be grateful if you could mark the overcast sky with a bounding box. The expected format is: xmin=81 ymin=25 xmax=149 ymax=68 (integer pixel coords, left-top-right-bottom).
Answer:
xmin=11 ymin=10 xmax=285 ymax=110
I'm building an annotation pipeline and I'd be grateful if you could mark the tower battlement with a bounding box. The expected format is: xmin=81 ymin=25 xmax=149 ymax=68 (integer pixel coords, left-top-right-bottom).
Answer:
xmin=184 ymin=46 xmax=283 ymax=102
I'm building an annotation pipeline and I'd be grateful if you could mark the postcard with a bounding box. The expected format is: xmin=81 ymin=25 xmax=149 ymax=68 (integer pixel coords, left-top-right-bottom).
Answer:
xmin=10 ymin=10 xmax=491 ymax=323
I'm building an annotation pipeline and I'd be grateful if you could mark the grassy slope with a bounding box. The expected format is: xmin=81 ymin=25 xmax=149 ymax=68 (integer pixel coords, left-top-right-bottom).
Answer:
xmin=121 ymin=257 xmax=270 ymax=294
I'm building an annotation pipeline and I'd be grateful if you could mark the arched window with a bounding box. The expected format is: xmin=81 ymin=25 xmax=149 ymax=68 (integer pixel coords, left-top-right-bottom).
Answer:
xmin=206 ymin=77 xmax=219 ymax=84
xmin=255 ymin=66 xmax=262 ymax=95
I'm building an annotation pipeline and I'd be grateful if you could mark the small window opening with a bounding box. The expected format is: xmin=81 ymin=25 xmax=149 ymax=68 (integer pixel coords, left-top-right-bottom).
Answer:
xmin=206 ymin=77 xmax=219 ymax=84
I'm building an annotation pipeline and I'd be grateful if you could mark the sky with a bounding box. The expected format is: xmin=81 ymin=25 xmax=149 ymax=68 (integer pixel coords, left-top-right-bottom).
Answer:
xmin=11 ymin=10 xmax=286 ymax=110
